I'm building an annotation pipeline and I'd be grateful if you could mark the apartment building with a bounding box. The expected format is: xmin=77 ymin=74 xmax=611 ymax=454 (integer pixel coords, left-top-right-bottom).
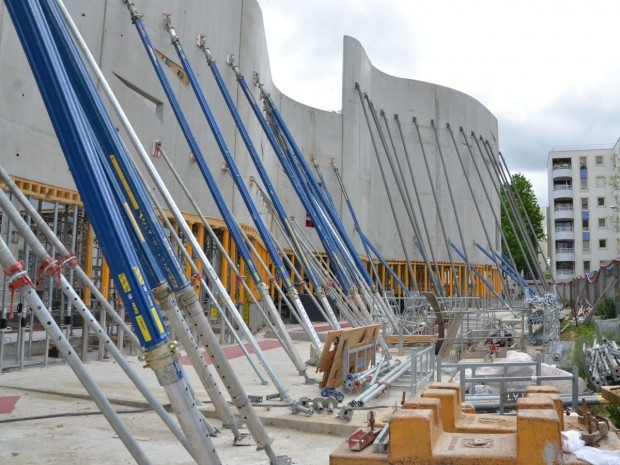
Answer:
xmin=547 ymin=142 xmax=620 ymax=280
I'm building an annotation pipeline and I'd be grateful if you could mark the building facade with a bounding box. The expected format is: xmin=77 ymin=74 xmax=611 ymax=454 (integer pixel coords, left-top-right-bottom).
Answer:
xmin=547 ymin=142 xmax=620 ymax=280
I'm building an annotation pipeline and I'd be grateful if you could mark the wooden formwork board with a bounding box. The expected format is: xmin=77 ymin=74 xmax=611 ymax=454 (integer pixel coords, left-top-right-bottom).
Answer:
xmin=316 ymin=324 xmax=380 ymax=389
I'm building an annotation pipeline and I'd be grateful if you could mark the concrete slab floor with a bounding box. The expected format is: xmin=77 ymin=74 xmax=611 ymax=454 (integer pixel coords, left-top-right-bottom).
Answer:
xmin=0 ymin=331 xmax=402 ymax=465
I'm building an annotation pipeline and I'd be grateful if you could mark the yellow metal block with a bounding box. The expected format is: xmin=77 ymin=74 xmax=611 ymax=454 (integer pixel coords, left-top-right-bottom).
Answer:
xmin=525 ymin=385 xmax=559 ymax=396
xmin=524 ymin=393 xmax=564 ymax=431
xmin=427 ymin=382 xmax=463 ymax=408
xmin=389 ymin=409 xmax=436 ymax=463
xmin=403 ymin=397 xmax=443 ymax=431
xmin=422 ymin=389 xmax=459 ymax=431
xmin=516 ymin=409 xmax=562 ymax=465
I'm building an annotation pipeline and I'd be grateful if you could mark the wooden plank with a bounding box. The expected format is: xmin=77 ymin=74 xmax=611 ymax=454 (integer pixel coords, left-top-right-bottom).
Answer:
xmin=385 ymin=335 xmax=438 ymax=345
xmin=601 ymin=386 xmax=620 ymax=406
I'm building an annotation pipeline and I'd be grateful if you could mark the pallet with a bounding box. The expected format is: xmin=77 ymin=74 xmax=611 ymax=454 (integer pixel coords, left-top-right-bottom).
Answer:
xmin=316 ymin=324 xmax=380 ymax=389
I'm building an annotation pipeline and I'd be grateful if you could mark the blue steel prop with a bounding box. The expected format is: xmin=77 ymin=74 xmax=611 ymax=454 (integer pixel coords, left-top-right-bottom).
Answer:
xmin=259 ymin=85 xmax=377 ymax=291
xmin=229 ymin=64 xmax=355 ymax=295
xmin=492 ymin=249 xmax=536 ymax=296
xmin=51 ymin=0 xmax=268 ymax=446
xmin=261 ymin=91 xmax=401 ymax=336
xmin=201 ymin=44 xmax=324 ymax=299
xmin=162 ymin=22 xmax=325 ymax=348
xmin=4 ymin=1 xmax=222 ymax=462
xmin=474 ymin=243 xmax=535 ymax=296
xmin=450 ymin=242 xmax=509 ymax=307
xmin=250 ymin=182 xmax=357 ymax=325
xmin=201 ymin=45 xmax=340 ymax=330
xmin=308 ymin=157 xmax=377 ymax=291
xmin=39 ymin=0 xmax=189 ymax=294
xmin=331 ymin=164 xmax=413 ymax=297
xmin=39 ymin=1 xmax=243 ymax=438
xmin=264 ymin=113 xmax=395 ymax=330
xmin=361 ymin=232 xmax=412 ymax=296
xmin=7 ymin=0 xmax=166 ymax=351
xmin=125 ymin=3 xmax=300 ymax=412
xmin=271 ymin=117 xmax=364 ymax=291
xmin=130 ymin=17 xmax=263 ymax=289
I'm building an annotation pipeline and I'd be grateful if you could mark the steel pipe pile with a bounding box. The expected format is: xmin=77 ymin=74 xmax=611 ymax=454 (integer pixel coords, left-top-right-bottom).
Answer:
xmin=585 ymin=339 xmax=620 ymax=390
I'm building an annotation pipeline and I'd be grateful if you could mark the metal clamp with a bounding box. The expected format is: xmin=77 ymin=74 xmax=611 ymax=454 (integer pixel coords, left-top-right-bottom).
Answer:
xmin=138 ymin=341 xmax=180 ymax=371
xmin=291 ymin=401 xmax=313 ymax=416
xmin=336 ymin=406 xmax=354 ymax=422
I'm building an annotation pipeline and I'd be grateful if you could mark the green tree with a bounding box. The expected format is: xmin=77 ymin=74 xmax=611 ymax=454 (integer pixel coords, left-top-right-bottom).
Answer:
xmin=500 ymin=173 xmax=545 ymax=280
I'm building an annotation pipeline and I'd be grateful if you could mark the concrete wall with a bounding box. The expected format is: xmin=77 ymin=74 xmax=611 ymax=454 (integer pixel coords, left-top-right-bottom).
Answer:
xmin=0 ymin=0 xmax=499 ymax=266
xmin=340 ymin=37 xmax=499 ymax=262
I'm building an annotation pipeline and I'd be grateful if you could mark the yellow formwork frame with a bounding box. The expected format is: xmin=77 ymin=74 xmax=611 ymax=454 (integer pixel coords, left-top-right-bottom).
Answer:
xmin=3 ymin=177 xmax=503 ymax=305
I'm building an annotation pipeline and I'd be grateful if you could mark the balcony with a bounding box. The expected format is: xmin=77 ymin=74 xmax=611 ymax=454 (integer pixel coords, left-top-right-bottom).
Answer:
xmin=554 ymin=228 xmax=574 ymax=241
xmin=553 ymin=185 xmax=573 ymax=199
xmin=552 ymin=166 xmax=573 ymax=179
xmin=556 ymin=269 xmax=575 ymax=279
xmin=553 ymin=206 xmax=574 ymax=220
xmin=555 ymin=248 xmax=575 ymax=261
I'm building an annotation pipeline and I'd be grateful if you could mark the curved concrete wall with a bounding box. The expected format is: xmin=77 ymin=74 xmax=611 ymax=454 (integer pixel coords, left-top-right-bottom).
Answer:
xmin=0 ymin=0 xmax=499 ymax=266
xmin=339 ymin=37 xmax=500 ymax=263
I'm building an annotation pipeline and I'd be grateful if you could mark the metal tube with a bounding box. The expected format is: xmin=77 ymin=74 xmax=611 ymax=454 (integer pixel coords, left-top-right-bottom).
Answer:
xmin=0 ymin=235 xmax=151 ymax=465
xmin=394 ymin=114 xmax=443 ymax=292
xmin=377 ymin=109 xmax=437 ymax=295
xmin=156 ymin=151 xmax=314 ymax=374
xmin=64 ymin=2 xmax=285 ymax=456
xmin=145 ymin=189 xmax=269 ymax=388
xmin=0 ymin=166 xmax=140 ymax=347
xmin=457 ymin=128 xmax=519 ymax=297
xmin=446 ymin=123 xmax=512 ymax=292
xmin=471 ymin=134 xmax=535 ymax=295
xmin=352 ymin=85 xmax=421 ymax=298
xmin=411 ymin=116 xmax=460 ymax=296
xmin=487 ymin=142 xmax=548 ymax=292
xmin=430 ymin=120 xmax=474 ymax=296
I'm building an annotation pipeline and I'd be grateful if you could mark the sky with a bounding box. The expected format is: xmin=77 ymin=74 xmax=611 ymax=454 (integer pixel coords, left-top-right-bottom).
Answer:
xmin=255 ymin=0 xmax=620 ymax=209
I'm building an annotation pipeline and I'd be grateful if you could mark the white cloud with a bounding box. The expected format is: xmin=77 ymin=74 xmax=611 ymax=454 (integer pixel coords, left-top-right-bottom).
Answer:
xmin=256 ymin=0 xmax=620 ymax=207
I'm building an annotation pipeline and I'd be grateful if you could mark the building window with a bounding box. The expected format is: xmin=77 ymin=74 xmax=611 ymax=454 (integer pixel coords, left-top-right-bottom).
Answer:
xmin=596 ymin=155 xmax=603 ymax=165
xmin=583 ymin=239 xmax=590 ymax=252
xmin=597 ymin=197 xmax=605 ymax=207
xmin=584 ymin=260 xmax=591 ymax=272
xmin=581 ymin=176 xmax=588 ymax=189
xmin=598 ymin=218 xmax=606 ymax=228
xmin=581 ymin=198 xmax=589 ymax=210
xmin=582 ymin=218 xmax=589 ymax=231
xmin=580 ymin=156 xmax=587 ymax=167
xmin=599 ymin=238 xmax=607 ymax=249
xmin=596 ymin=176 xmax=605 ymax=187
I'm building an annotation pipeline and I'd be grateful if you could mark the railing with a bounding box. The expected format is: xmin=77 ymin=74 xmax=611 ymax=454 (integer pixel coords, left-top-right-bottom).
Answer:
xmin=555 ymin=227 xmax=574 ymax=232
xmin=436 ymin=355 xmax=578 ymax=414
xmin=556 ymin=270 xmax=575 ymax=278
xmin=554 ymin=205 xmax=573 ymax=211
xmin=552 ymin=164 xmax=572 ymax=170
xmin=553 ymin=184 xmax=572 ymax=190
xmin=555 ymin=247 xmax=574 ymax=254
